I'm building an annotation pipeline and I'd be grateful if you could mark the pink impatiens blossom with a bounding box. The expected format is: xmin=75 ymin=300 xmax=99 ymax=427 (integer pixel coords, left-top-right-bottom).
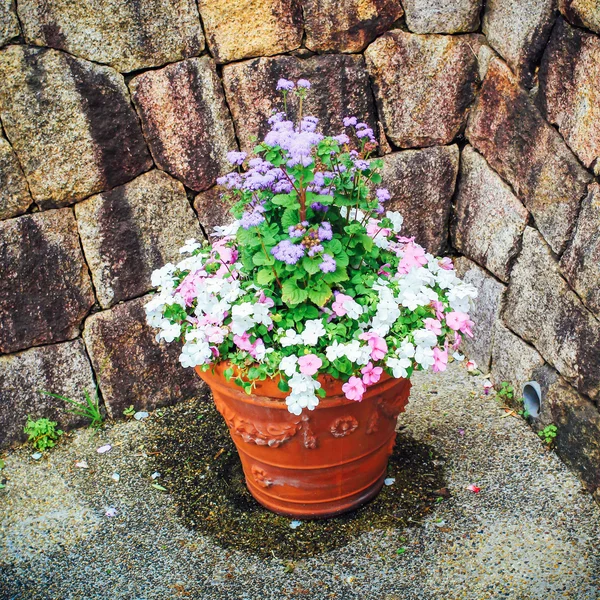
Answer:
xmin=298 ymin=354 xmax=323 ymax=376
xmin=430 ymin=300 xmax=445 ymax=321
xmin=438 ymin=257 xmax=454 ymax=270
xmin=361 ymin=362 xmax=383 ymax=386
xmin=446 ymin=312 xmax=474 ymax=338
xmin=366 ymin=218 xmax=391 ymax=240
xmin=397 ymin=242 xmax=428 ymax=274
xmin=176 ymin=270 xmax=205 ymax=306
xmin=359 ymin=331 xmax=388 ymax=361
xmin=331 ymin=293 xmax=354 ymax=317
xmin=424 ymin=318 xmax=442 ymax=336
xmin=452 ymin=331 xmax=462 ymax=350
xmin=432 ymin=347 xmax=448 ymax=373
xmin=342 ymin=376 xmax=366 ymax=401
xmin=233 ymin=333 xmax=265 ymax=359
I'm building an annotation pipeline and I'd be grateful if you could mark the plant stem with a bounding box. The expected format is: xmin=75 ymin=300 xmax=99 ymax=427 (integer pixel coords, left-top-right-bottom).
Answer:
xmin=256 ymin=230 xmax=282 ymax=289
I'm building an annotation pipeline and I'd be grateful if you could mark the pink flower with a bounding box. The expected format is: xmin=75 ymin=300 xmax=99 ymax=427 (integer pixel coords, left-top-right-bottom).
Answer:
xmin=432 ymin=347 xmax=448 ymax=373
xmin=212 ymin=239 xmax=237 ymax=264
xmin=331 ymin=293 xmax=354 ymax=317
xmin=452 ymin=332 xmax=462 ymax=350
xmin=205 ymin=325 xmax=226 ymax=344
xmin=342 ymin=376 xmax=366 ymax=402
xmin=430 ymin=300 xmax=444 ymax=321
xmin=366 ymin=218 xmax=391 ymax=240
xmin=298 ymin=354 xmax=323 ymax=376
xmin=467 ymin=484 xmax=480 ymax=493
xmin=398 ymin=242 xmax=428 ymax=274
xmin=438 ymin=257 xmax=454 ymax=270
xmin=176 ymin=270 xmax=205 ymax=306
xmin=359 ymin=331 xmax=388 ymax=361
xmin=378 ymin=263 xmax=391 ymax=276
xmin=445 ymin=312 xmax=474 ymax=338
xmin=361 ymin=362 xmax=383 ymax=386
xmin=233 ymin=332 xmax=253 ymax=352
xmin=257 ymin=291 xmax=275 ymax=308
xmin=424 ymin=318 xmax=442 ymax=336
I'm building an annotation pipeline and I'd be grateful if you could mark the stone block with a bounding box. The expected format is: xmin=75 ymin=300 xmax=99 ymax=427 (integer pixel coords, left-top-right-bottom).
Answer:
xmin=490 ymin=320 xmax=545 ymax=396
xmin=560 ymin=183 xmax=600 ymax=317
xmin=0 ymin=132 xmax=32 ymax=219
xmin=452 ymin=145 xmax=529 ymax=282
xmin=194 ymin=186 xmax=235 ymax=236
xmin=17 ymin=0 xmax=204 ymax=72
xmin=364 ymin=30 xmax=479 ymax=148
xmin=302 ymin=0 xmax=403 ymax=52
xmin=0 ymin=209 xmax=95 ymax=354
xmin=538 ymin=18 xmax=600 ymax=175
xmin=222 ymin=54 xmax=377 ymax=152
xmin=75 ymin=170 xmax=202 ymax=309
xmin=0 ymin=45 xmax=152 ymax=209
xmin=0 ymin=339 xmax=96 ymax=448
xmin=129 ymin=58 xmax=237 ymax=192
xmin=380 ymin=145 xmax=459 ymax=254
xmin=402 ymin=0 xmax=482 ymax=33
xmin=504 ymin=227 xmax=600 ymax=400
xmin=198 ymin=0 xmax=302 ymax=63
xmin=454 ymin=257 xmax=506 ymax=371
xmin=482 ymin=0 xmax=557 ymax=86
xmin=559 ymin=0 xmax=600 ymax=34
xmin=83 ymin=296 xmax=207 ymax=418
xmin=466 ymin=58 xmax=591 ymax=255
xmin=0 ymin=0 xmax=19 ymax=46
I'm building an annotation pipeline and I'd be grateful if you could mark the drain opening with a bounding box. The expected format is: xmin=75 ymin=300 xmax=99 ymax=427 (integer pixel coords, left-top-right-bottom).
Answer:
xmin=522 ymin=381 xmax=542 ymax=418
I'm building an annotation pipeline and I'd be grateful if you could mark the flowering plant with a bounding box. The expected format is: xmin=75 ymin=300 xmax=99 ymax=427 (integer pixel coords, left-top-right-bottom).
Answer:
xmin=146 ymin=79 xmax=477 ymax=416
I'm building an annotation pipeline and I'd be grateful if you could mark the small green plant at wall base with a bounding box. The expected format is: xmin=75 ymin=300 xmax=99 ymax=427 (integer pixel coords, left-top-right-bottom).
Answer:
xmin=39 ymin=386 xmax=104 ymax=430
xmin=516 ymin=397 xmax=530 ymax=419
xmin=497 ymin=382 xmax=514 ymax=401
xmin=538 ymin=424 xmax=558 ymax=445
xmin=24 ymin=417 xmax=63 ymax=452
xmin=123 ymin=405 xmax=136 ymax=418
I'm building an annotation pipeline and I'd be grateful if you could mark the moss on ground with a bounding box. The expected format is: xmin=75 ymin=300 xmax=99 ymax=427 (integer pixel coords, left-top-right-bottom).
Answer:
xmin=148 ymin=397 xmax=445 ymax=559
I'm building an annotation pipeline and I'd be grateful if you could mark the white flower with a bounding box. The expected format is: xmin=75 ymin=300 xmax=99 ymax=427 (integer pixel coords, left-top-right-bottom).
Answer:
xmin=280 ymin=328 xmax=303 ymax=347
xmin=179 ymin=339 xmax=212 ymax=368
xmin=212 ymin=221 xmax=240 ymax=238
xmin=341 ymin=297 xmax=363 ymax=319
xmin=252 ymin=303 xmax=273 ymax=327
xmin=385 ymin=211 xmax=404 ymax=233
xmin=156 ymin=320 xmax=181 ymax=343
xmin=286 ymin=372 xmax=322 ymax=415
xmin=413 ymin=329 xmax=438 ymax=348
xmin=415 ymin=346 xmax=435 ymax=369
xmin=279 ymin=355 xmax=299 ymax=377
xmin=301 ymin=319 xmax=326 ymax=346
xmin=398 ymin=340 xmax=415 ymax=359
xmin=326 ymin=340 xmax=345 ymax=362
xmin=231 ymin=302 xmax=255 ymax=335
xmin=447 ymin=282 xmax=478 ymax=312
xmin=386 ymin=356 xmax=411 ymax=379
xmin=340 ymin=206 xmax=366 ymax=222
xmin=179 ymin=238 xmax=202 ymax=254
xmin=151 ymin=263 xmax=175 ymax=288
xmin=176 ymin=254 xmax=207 ymax=273
xmin=453 ymin=352 xmax=465 ymax=361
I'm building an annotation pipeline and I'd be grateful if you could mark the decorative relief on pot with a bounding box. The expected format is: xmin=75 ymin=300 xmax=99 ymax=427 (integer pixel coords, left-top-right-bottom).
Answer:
xmin=301 ymin=415 xmax=317 ymax=449
xmin=251 ymin=465 xmax=273 ymax=488
xmin=213 ymin=395 xmax=300 ymax=447
xmin=330 ymin=416 xmax=359 ymax=438
xmin=366 ymin=408 xmax=380 ymax=435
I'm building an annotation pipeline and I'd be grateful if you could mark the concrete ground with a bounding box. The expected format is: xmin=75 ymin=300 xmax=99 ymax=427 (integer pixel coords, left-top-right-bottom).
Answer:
xmin=1 ymin=363 xmax=599 ymax=600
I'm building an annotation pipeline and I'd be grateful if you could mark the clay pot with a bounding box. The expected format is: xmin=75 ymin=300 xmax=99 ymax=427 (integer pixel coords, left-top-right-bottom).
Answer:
xmin=195 ymin=363 xmax=411 ymax=519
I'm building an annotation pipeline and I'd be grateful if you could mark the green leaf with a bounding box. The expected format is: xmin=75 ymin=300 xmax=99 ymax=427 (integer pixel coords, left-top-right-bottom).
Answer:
xmin=278 ymin=379 xmax=290 ymax=392
xmin=334 ymin=251 xmax=349 ymax=268
xmin=271 ymin=194 xmax=297 ymax=207
xmin=371 ymin=173 xmax=382 ymax=184
xmin=224 ymin=368 xmax=234 ymax=382
xmin=302 ymin=256 xmax=322 ymax=275
xmin=304 ymin=306 xmax=319 ymax=319
xmin=360 ymin=235 xmax=374 ymax=252
xmin=326 ymin=239 xmax=343 ymax=254
xmin=253 ymin=251 xmax=274 ymax=266
xmin=322 ymin=265 xmax=349 ymax=285
xmin=308 ymin=280 xmax=332 ymax=306
xmin=282 ymin=279 xmax=308 ymax=306
xmin=281 ymin=207 xmax=299 ymax=229
xmin=256 ymin=268 xmax=275 ymax=285
xmin=152 ymin=483 xmax=167 ymax=492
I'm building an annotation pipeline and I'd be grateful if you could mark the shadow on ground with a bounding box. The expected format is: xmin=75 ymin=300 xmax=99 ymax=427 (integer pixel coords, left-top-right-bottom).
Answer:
xmin=147 ymin=397 xmax=446 ymax=559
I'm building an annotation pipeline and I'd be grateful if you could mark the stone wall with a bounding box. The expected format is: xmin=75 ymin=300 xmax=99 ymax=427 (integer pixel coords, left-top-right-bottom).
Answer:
xmin=0 ymin=0 xmax=598 ymax=501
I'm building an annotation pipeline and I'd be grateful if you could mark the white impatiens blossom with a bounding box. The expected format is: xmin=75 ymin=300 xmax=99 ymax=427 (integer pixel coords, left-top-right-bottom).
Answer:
xmin=413 ymin=329 xmax=438 ymax=349
xmin=371 ymin=282 xmax=401 ymax=336
xmin=386 ymin=356 xmax=411 ymax=379
xmin=286 ymin=372 xmax=322 ymax=416
xmin=325 ymin=340 xmax=345 ymax=362
xmin=179 ymin=238 xmax=202 ymax=254
xmin=447 ymin=282 xmax=478 ymax=313
xmin=212 ymin=221 xmax=240 ymax=238
xmin=179 ymin=334 xmax=212 ymax=368
xmin=231 ymin=303 xmax=255 ymax=335
xmin=155 ymin=320 xmax=181 ymax=343
xmin=151 ymin=263 xmax=176 ymax=288
xmin=385 ymin=210 xmax=404 ymax=233
xmin=279 ymin=328 xmax=303 ymax=347
xmin=301 ymin=319 xmax=326 ymax=346
xmin=340 ymin=206 xmax=366 ymax=222
xmin=279 ymin=354 xmax=299 ymax=377
xmin=415 ymin=345 xmax=435 ymax=369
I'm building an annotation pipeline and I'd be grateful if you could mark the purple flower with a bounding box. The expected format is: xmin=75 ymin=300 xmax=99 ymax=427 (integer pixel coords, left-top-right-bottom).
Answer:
xmin=319 ymin=254 xmax=336 ymax=273
xmin=375 ymin=202 xmax=385 ymax=214
xmin=268 ymin=111 xmax=285 ymax=124
xmin=311 ymin=202 xmax=329 ymax=213
xmin=308 ymin=244 xmax=324 ymax=257
xmin=216 ymin=172 xmax=243 ymax=189
xmin=273 ymin=180 xmax=293 ymax=194
xmin=227 ymin=151 xmax=247 ymax=166
xmin=272 ymin=240 xmax=305 ymax=265
xmin=241 ymin=210 xmax=265 ymax=229
xmin=343 ymin=116 xmax=358 ymax=127
xmin=376 ymin=188 xmax=391 ymax=202
xmin=277 ymin=78 xmax=295 ymax=91
xmin=289 ymin=224 xmax=306 ymax=238
xmin=297 ymin=79 xmax=311 ymax=89
xmin=356 ymin=127 xmax=376 ymax=142
xmin=318 ymin=221 xmax=333 ymax=241
xmin=354 ymin=159 xmax=370 ymax=170
xmin=333 ymin=134 xmax=350 ymax=145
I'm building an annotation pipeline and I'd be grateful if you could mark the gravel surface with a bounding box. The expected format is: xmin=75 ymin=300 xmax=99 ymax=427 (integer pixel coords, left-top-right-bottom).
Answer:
xmin=1 ymin=362 xmax=599 ymax=599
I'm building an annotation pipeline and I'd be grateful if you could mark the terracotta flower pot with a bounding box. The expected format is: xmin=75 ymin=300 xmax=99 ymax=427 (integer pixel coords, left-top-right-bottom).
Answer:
xmin=195 ymin=363 xmax=411 ymax=519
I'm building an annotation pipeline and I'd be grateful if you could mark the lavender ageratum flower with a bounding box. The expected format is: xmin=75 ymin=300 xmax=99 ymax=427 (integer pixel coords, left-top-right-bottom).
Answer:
xmin=271 ymin=240 xmax=305 ymax=265
xmin=277 ymin=78 xmax=295 ymax=91
xmin=343 ymin=116 xmax=358 ymax=127
xmin=216 ymin=172 xmax=243 ymax=189
xmin=333 ymin=134 xmax=350 ymax=144
xmin=307 ymin=244 xmax=324 ymax=257
xmin=319 ymin=254 xmax=336 ymax=273
xmin=289 ymin=224 xmax=306 ymax=238
xmin=311 ymin=202 xmax=329 ymax=213
xmin=356 ymin=127 xmax=376 ymax=142
xmin=375 ymin=202 xmax=385 ymax=214
xmin=318 ymin=221 xmax=333 ymax=241
xmin=376 ymin=188 xmax=391 ymax=202
xmin=273 ymin=180 xmax=293 ymax=194
xmin=354 ymin=159 xmax=370 ymax=170
xmin=268 ymin=111 xmax=285 ymax=124
xmin=297 ymin=79 xmax=311 ymax=89
xmin=241 ymin=210 xmax=265 ymax=229
xmin=227 ymin=151 xmax=247 ymax=166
